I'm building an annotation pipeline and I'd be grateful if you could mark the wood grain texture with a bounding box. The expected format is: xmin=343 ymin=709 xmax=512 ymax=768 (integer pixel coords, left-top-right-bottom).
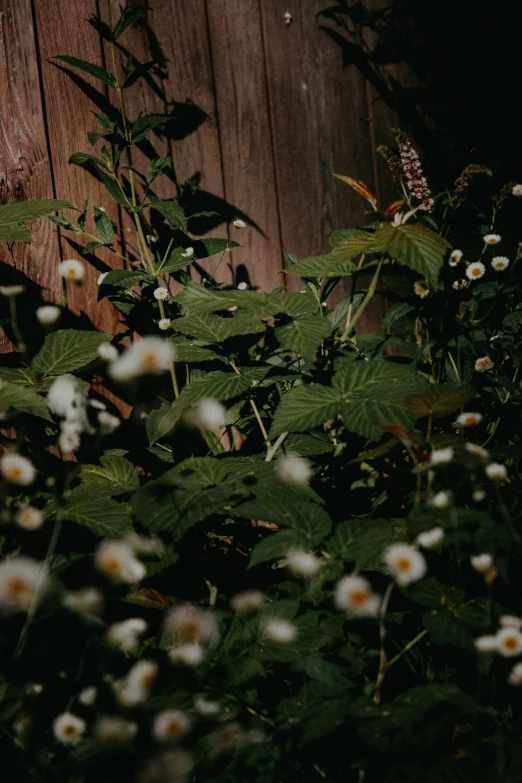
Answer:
xmin=32 ymin=0 xmax=123 ymax=334
xmin=0 ymin=0 xmax=60 ymax=332
xmin=205 ymin=0 xmax=284 ymax=293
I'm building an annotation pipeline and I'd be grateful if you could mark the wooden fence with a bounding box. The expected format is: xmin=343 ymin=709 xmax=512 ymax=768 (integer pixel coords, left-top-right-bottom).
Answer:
xmin=0 ymin=0 xmax=404 ymax=338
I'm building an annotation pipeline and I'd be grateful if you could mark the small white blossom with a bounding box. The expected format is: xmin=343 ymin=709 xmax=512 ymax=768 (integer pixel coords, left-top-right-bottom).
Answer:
xmin=230 ymin=589 xmax=266 ymax=613
xmin=98 ymin=342 xmax=118 ymax=361
xmin=237 ymin=282 xmax=248 ymax=290
xmin=107 ymin=617 xmax=147 ymax=654
xmin=146 ymin=234 xmax=158 ymax=244
xmin=95 ymin=717 xmax=138 ymax=745
xmin=512 ymin=184 xmax=522 ymax=197
xmin=334 ymin=574 xmax=381 ymax=617
xmin=416 ymin=527 xmax=445 ymax=550
xmin=153 ymin=286 xmax=169 ymax=300
xmin=509 ymin=662 xmax=522 ymax=685
xmin=286 ymin=548 xmax=321 ymax=577
xmin=413 ymin=280 xmax=429 ymax=298
xmin=98 ymin=411 xmax=120 ymax=432
xmin=168 ymin=642 xmax=205 ymax=667
xmin=475 ymin=356 xmax=494 ymax=372
xmin=1 ymin=454 xmax=36 ymax=485
xmin=233 ymin=218 xmax=246 ymax=229
xmin=63 ymin=587 xmax=104 ymax=618
xmin=383 ymin=543 xmax=427 ymax=587
xmin=78 ymin=686 xmax=97 ymax=706
xmin=89 ymin=399 xmax=106 ymax=411
xmin=194 ymin=697 xmax=220 ymax=716
xmin=158 ymin=318 xmax=171 ymax=330
xmin=185 ymin=399 xmax=227 ymax=430
xmin=429 ymin=492 xmax=451 ymax=509
xmin=95 ymin=540 xmax=146 ymax=584
xmin=108 ymin=337 xmax=175 ymax=382
xmin=126 ymin=659 xmax=158 ymax=692
xmin=500 ymin=615 xmax=522 ymax=629
xmin=455 ymin=412 xmax=482 ymax=427
xmin=452 ymin=278 xmax=467 ymax=290
xmin=472 ymin=488 xmax=486 ymax=502
xmin=497 ymin=627 xmax=522 ymax=657
xmin=466 ymin=261 xmax=486 ymax=280
xmin=59 ymin=430 xmax=81 ymax=453
xmin=97 ymin=272 xmax=109 ymax=285
xmin=449 ymin=249 xmax=463 ymax=266
xmin=47 ymin=377 xmax=88 ymax=431
xmin=466 ymin=443 xmax=489 ymax=459
xmin=284 ymin=9 xmax=292 ymax=25
xmin=36 ymin=305 xmax=61 ymax=325
xmin=491 ymin=256 xmax=510 ymax=271
xmin=262 ymin=618 xmax=297 ymax=644
xmin=474 ymin=635 xmax=499 ymax=654
xmin=58 ymin=259 xmax=85 ymax=281
xmin=483 ymin=233 xmax=501 ymax=245
xmin=153 ymin=710 xmax=191 ymax=742
xmin=26 ymin=683 xmax=43 ymax=696
xmin=0 ymin=284 xmax=25 ymax=297
xmin=275 ymin=453 xmax=312 ymax=485
xmin=0 ymin=557 xmax=49 ymax=614
xmin=471 ymin=553 xmax=493 ymax=574
xmin=485 ymin=462 xmax=508 ymax=481
xmin=181 ymin=247 xmax=194 ymax=258
xmin=164 ymin=604 xmax=218 ymax=645
xmin=429 ymin=447 xmax=454 ymax=466
xmin=52 ymin=712 xmax=86 ymax=745
xmin=15 ymin=506 xmax=44 ymax=531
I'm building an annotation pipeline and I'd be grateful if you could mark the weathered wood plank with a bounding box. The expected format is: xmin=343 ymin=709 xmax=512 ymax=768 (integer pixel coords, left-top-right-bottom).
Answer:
xmin=205 ymin=0 xmax=284 ymax=293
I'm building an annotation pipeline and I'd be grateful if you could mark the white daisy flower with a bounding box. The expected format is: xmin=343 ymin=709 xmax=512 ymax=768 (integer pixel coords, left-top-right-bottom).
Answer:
xmin=383 ymin=543 xmax=427 ymax=587
xmin=500 ymin=615 xmax=522 ymax=629
xmin=334 ymin=574 xmax=381 ymax=616
xmin=153 ymin=709 xmax=191 ymax=742
xmin=15 ymin=506 xmax=44 ymax=531
xmin=146 ymin=234 xmax=158 ymax=244
xmin=455 ymin=412 xmax=482 ymax=427
xmin=472 ymin=488 xmax=486 ymax=502
xmin=416 ymin=527 xmax=445 ymax=549
xmin=36 ymin=305 xmax=61 ymax=325
xmin=465 ymin=443 xmax=489 ymax=459
xmin=275 ymin=453 xmax=312 ymax=485
xmin=491 ymin=256 xmax=510 ymax=271
xmin=94 ymin=716 xmax=138 ymax=745
xmin=97 ymin=411 xmax=120 ymax=432
xmin=262 ymin=618 xmax=297 ymax=644
xmin=497 ymin=627 xmax=522 ymax=657
xmin=429 ymin=447 xmax=454 ymax=466
xmin=413 ymin=280 xmax=429 ymax=298
xmin=471 ymin=553 xmax=493 ymax=574
xmin=94 ymin=540 xmax=146 ymax=584
xmin=164 ymin=604 xmax=218 ymax=645
xmin=508 ymin=662 xmax=522 ymax=685
xmin=230 ymin=589 xmax=266 ymax=613
xmin=58 ymin=259 xmax=85 ymax=281
xmin=285 ymin=548 xmax=321 ymax=577
xmin=108 ymin=337 xmax=175 ymax=382
xmin=107 ymin=617 xmax=148 ymax=654
xmin=181 ymin=247 xmax=195 ymax=259
xmin=194 ymin=697 xmax=220 ymax=716
xmin=158 ymin=318 xmax=171 ymax=330
xmin=0 ymin=284 xmax=25 ymax=297
xmin=483 ymin=234 xmax=501 ymax=245
xmin=0 ymin=557 xmax=49 ymax=614
xmin=59 ymin=429 xmax=81 ymax=453
xmin=63 ymin=587 xmax=104 ymax=618
xmin=98 ymin=342 xmax=118 ymax=361
xmin=512 ymin=184 xmax=522 ymax=197
xmin=485 ymin=462 xmax=508 ymax=481
xmin=26 ymin=683 xmax=43 ymax=696
xmin=428 ymin=491 xmax=451 ymax=509
xmin=153 ymin=286 xmax=169 ymax=300
xmin=185 ymin=399 xmax=227 ymax=430
xmin=97 ymin=272 xmax=109 ymax=285
xmin=452 ymin=278 xmax=467 ymax=290
xmin=474 ymin=635 xmax=498 ymax=654
xmin=466 ymin=261 xmax=486 ymax=280
xmin=233 ymin=218 xmax=246 ymax=229
xmin=449 ymin=249 xmax=463 ymax=266
xmin=284 ymin=10 xmax=292 ymax=24
xmin=78 ymin=686 xmax=97 ymax=706
xmin=89 ymin=399 xmax=106 ymax=411
xmin=52 ymin=712 xmax=86 ymax=745
xmin=168 ymin=642 xmax=205 ymax=667
xmin=126 ymin=659 xmax=158 ymax=692
xmin=1 ymin=454 xmax=36 ymax=485
xmin=47 ymin=376 xmax=86 ymax=423
xmin=237 ymin=282 xmax=249 ymax=290
xmin=474 ymin=356 xmax=494 ymax=372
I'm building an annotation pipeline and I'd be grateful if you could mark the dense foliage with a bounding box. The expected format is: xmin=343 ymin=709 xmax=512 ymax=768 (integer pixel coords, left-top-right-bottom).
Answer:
xmin=2 ymin=7 xmax=522 ymax=783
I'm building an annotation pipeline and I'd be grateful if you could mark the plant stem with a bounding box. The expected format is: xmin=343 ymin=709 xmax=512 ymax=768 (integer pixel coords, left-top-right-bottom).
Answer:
xmin=230 ymin=360 xmax=271 ymax=447
xmin=386 ymin=629 xmax=428 ymax=669
xmin=373 ymin=581 xmax=394 ymax=704
xmin=265 ymin=431 xmax=289 ymax=462
xmin=341 ymin=259 xmax=383 ymax=343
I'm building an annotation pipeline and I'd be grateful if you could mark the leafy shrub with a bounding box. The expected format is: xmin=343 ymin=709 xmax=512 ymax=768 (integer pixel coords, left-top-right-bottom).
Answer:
xmin=2 ymin=7 xmax=522 ymax=783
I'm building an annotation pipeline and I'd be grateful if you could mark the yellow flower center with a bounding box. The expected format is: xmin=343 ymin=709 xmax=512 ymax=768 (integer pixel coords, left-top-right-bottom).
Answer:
xmin=6 ymin=467 xmax=23 ymax=482
xmin=396 ymin=557 xmax=411 ymax=572
xmin=504 ymin=636 xmax=518 ymax=651
xmin=472 ymin=268 xmax=481 ymax=276
xmin=7 ymin=576 xmax=29 ymax=598
xmin=102 ymin=557 xmax=122 ymax=577
xmin=66 ymin=268 xmax=77 ymax=278
xmin=141 ymin=352 xmax=158 ymax=370
xmin=63 ymin=724 xmax=77 ymax=737
xmin=349 ymin=589 xmax=369 ymax=606
xmin=165 ymin=719 xmax=185 ymax=738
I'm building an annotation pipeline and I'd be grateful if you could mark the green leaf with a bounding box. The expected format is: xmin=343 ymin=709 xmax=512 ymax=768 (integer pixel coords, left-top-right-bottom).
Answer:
xmin=372 ymin=223 xmax=451 ymax=287
xmin=58 ymin=484 xmax=132 ymax=537
xmin=285 ymin=254 xmax=358 ymax=278
xmin=172 ymin=311 xmax=265 ymax=343
xmin=160 ymin=247 xmax=195 ymax=275
xmin=99 ymin=269 xmax=152 ymax=291
xmin=82 ymin=240 xmax=105 ymax=255
xmin=130 ymin=114 xmax=170 ymax=144
xmin=326 ymin=518 xmax=399 ymax=569
xmin=275 ymin=315 xmax=332 ymax=357
xmin=405 ymin=384 xmax=475 ymax=418
xmin=285 ymin=433 xmax=334 ymax=456
xmin=94 ymin=210 xmax=114 ymax=245
xmin=201 ymin=237 xmax=240 ymax=256
xmin=270 ymin=384 xmax=341 ymax=437
xmin=0 ymin=223 xmax=33 ymax=242
xmin=148 ymin=199 xmax=187 ymax=231
xmin=69 ymin=153 xmax=131 ymax=207
xmin=0 ymin=380 xmax=52 ymax=421
xmin=249 ymin=530 xmax=301 ymax=568
xmin=52 ymin=55 xmax=115 ymax=87
xmin=81 ymin=454 xmax=140 ymax=493
xmin=31 ymin=330 xmax=110 ymax=377
xmin=112 ymin=6 xmax=146 ymax=39
xmin=168 ymin=336 xmax=223 ymax=363
xmin=0 ymin=198 xmax=73 ymax=225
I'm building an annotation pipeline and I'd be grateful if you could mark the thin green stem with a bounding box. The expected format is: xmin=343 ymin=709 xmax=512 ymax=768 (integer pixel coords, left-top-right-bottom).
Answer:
xmin=265 ymin=431 xmax=289 ymax=462
xmin=340 ymin=258 xmax=383 ymax=343
xmin=373 ymin=581 xmax=394 ymax=705
xmin=386 ymin=629 xmax=428 ymax=669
